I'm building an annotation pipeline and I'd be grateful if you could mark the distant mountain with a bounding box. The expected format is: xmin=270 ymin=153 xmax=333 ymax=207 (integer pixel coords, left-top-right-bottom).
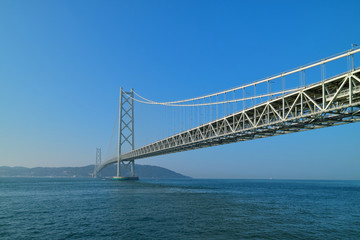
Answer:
xmin=0 ymin=164 xmax=190 ymax=179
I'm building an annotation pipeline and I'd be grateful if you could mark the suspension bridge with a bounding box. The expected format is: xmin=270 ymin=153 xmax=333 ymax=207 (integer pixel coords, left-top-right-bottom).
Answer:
xmin=94 ymin=48 xmax=360 ymax=179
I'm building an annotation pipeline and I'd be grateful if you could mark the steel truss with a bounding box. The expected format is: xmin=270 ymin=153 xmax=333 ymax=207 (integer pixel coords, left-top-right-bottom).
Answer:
xmin=117 ymin=88 xmax=136 ymax=177
xmin=97 ymin=69 xmax=360 ymax=172
xmin=94 ymin=88 xmax=136 ymax=177
xmin=93 ymin=147 xmax=101 ymax=177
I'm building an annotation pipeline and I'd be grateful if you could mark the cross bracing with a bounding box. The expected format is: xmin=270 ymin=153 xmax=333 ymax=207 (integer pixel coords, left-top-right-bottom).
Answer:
xmin=96 ymin=68 xmax=360 ymax=173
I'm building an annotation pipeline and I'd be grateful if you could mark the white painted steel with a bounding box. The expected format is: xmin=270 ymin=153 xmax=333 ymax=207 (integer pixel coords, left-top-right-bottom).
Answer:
xmin=129 ymin=48 xmax=360 ymax=105
xmin=95 ymin=68 xmax=360 ymax=174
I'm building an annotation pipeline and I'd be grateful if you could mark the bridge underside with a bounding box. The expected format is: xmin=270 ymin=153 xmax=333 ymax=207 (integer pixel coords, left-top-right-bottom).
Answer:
xmin=96 ymin=69 xmax=360 ymax=173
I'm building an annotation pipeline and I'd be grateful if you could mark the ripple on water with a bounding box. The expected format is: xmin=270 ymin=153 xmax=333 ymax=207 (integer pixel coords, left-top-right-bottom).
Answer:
xmin=0 ymin=178 xmax=359 ymax=240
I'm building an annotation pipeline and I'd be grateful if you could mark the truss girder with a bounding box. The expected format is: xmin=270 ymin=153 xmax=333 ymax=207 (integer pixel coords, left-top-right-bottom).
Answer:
xmin=99 ymin=69 xmax=360 ymax=167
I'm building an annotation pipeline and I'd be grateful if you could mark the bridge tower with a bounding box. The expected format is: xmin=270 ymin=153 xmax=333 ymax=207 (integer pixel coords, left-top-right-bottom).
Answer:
xmin=93 ymin=147 xmax=101 ymax=178
xmin=113 ymin=87 xmax=139 ymax=180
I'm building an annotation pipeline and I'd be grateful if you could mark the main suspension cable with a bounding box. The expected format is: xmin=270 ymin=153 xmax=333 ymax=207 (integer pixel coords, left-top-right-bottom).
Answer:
xmin=123 ymin=88 xmax=298 ymax=107
xmin=126 ymin=47 xmax=360 ymax=106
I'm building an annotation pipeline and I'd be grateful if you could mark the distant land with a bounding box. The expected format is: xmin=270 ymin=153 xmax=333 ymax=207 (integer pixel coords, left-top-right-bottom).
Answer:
xmin=0 ymin=164 xmax=190 ymax=179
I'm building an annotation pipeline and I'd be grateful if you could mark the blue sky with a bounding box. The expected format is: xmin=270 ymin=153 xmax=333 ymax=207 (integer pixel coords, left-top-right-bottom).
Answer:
xmin=1 ymin=0 xmax=359 ymax=179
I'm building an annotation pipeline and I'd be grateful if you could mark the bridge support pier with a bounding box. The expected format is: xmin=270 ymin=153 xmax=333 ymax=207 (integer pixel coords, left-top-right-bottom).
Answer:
xmin=113 ymin=88 xmax=139 ymax=181
xmin=113 ymin=160 xmax=138 ymax=180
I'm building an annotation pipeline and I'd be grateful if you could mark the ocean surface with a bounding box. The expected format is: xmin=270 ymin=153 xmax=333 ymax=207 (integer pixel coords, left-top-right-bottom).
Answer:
xmin=1 ymin=178 xmax=360 ymax=239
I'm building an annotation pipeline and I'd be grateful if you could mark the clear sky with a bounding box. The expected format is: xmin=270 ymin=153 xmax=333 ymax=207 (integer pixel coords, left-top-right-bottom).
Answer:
xmin=1 ymin=0 xmax=360 ymax=179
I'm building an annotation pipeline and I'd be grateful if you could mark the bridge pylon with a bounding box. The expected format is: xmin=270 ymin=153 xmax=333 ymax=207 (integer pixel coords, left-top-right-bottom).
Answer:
xmin=113 ymin=87 xmax=139 ymax=180
xmin=93 ymin=147 xmax=101 ymax=178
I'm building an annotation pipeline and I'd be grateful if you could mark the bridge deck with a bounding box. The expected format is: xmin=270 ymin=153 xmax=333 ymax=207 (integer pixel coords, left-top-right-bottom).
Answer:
xmin=97 ymin=69 xmax=360 ymax=172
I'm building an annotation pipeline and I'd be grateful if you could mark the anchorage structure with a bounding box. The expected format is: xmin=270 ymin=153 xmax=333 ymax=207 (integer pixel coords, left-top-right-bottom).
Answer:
xmin=94 ymin=48 xmax=360 ymax=175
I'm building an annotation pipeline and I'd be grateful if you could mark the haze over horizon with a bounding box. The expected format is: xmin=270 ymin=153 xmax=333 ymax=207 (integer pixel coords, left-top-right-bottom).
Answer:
xmin=1 ymin=0 xmax=360 ymax=179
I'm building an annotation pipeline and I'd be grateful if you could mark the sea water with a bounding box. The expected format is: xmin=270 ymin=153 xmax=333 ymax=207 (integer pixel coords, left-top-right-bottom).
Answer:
xmin=1 ymin=178 xmax=359 ymax=239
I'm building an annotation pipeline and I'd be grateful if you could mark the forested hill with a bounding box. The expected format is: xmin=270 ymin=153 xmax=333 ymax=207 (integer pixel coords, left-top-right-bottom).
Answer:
xmin=0 ymin=164 xmax=190 ymax=179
